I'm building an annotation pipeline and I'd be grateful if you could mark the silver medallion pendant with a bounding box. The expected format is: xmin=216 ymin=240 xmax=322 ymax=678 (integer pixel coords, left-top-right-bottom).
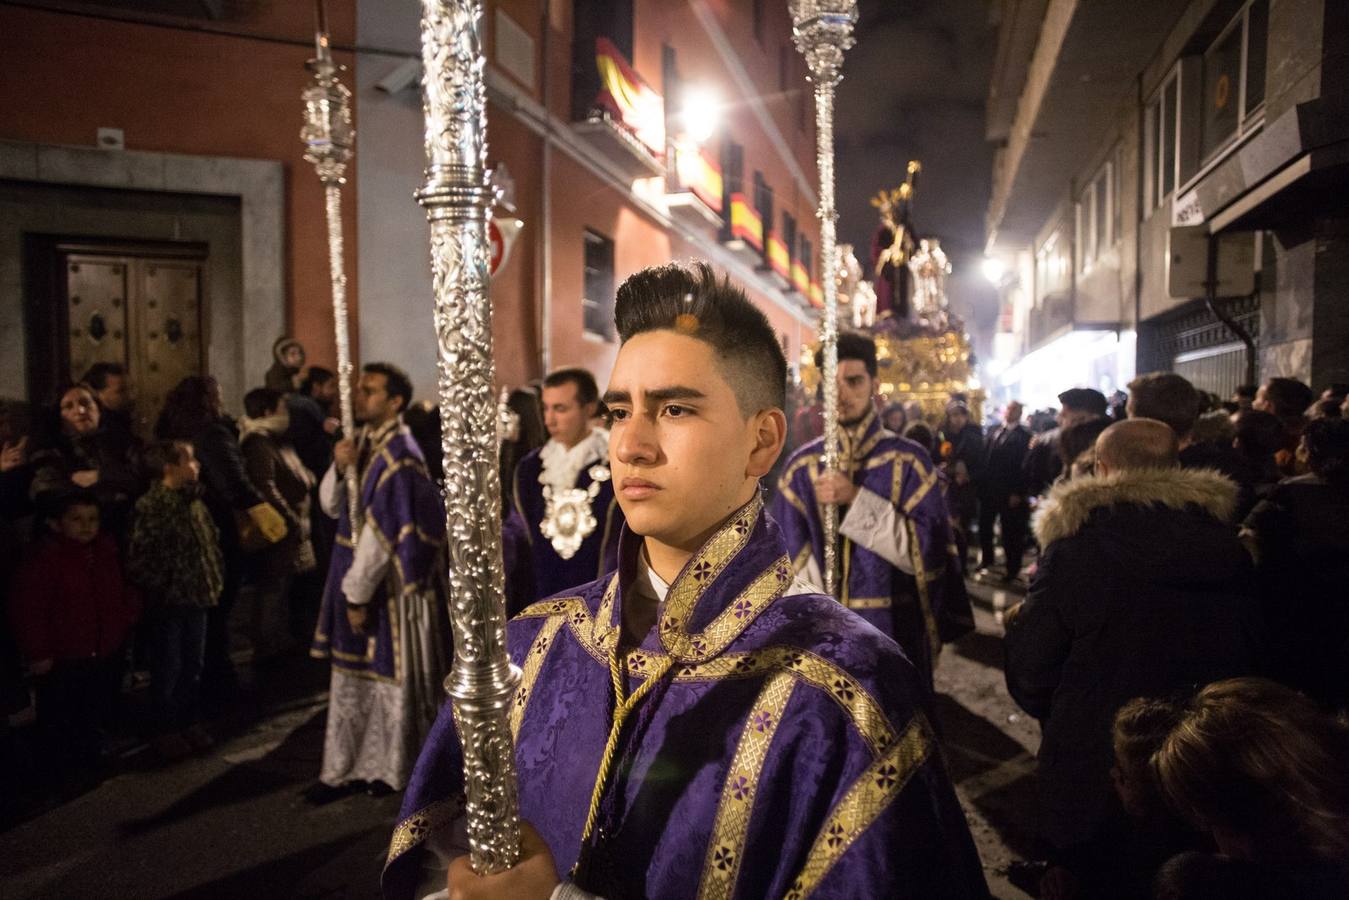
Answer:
xmin=540 ymin=466 xmax=607 ymax=560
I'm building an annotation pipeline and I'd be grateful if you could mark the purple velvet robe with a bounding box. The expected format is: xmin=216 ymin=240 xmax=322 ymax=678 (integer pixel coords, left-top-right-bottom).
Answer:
xmin=384 ymin=496 xmax=987 ymax=899
xmin=311 ymin=429 xmax=447 ymax=679
xmin=769 ymin=410 xmax=971 ymax=692
xmin=508 ymin=446 xmax=623 ymax=601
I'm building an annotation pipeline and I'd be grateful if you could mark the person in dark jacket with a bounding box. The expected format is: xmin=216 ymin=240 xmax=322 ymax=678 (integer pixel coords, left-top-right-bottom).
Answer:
xmin=30 ymin=383 xmax=143 ymax=546
xmin=977 ymin=400 xmax=1031 ymax=580
xmin=1253 ymin=377 xmax=1314 ymax=476
xmin=1022 ymin=387 xmax=1107 ymax=498
xmin=10 ymin=490 xmax=140 ymax=781
xmin=82 ymin=362 xmax=139 ymax=455
xmin=128 ymin=440 xmax=223 ymax=760
xmin=264 ymin=336 xmax=306 ymax=393
xmin=155 ymin=377 xmax=284 ymax=700
xmin=1004 ymin=418 xmax=1260 ymax=896
xmin=239 ymin=388 xmax=315 ymax=661
xmin=938 ymin=401 xmax=985 ymax=551
xmin=286 ymin=366 xmax=339 ymax=479
xmin=1241 ymin=416 xmax=1349 ymax=709
xmin=1128 ymin=372 xmax=1266 ymax=520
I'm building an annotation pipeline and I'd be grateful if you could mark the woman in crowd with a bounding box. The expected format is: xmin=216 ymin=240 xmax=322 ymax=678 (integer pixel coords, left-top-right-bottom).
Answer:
xmin=29 ymin=383 xmax=142 ymax=545
xmin=238 ymin=388 xmax=315 ymax=661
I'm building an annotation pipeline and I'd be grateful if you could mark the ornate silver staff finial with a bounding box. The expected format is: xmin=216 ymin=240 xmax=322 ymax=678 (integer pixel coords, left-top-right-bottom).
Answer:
xmin=301 ymin=1 xmax=361 ymax=539
xmin=791 ymin=0 xmax=857 ymax=598
xmin=416 ymin=0 xmax=522 ymax=875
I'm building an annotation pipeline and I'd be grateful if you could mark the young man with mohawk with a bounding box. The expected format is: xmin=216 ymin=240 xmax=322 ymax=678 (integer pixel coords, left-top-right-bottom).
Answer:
xmin=384 ymin=263 xmax=987 ymax=900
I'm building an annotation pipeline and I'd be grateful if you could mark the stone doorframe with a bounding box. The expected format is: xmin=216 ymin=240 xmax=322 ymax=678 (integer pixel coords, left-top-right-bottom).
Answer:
xmin=0 ymin=139 xmax=284 ymax=405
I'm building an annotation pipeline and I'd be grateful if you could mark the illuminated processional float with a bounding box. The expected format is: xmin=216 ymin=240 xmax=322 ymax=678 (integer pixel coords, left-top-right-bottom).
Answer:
xmin=800 ymin=161 xmax=984 ymax=425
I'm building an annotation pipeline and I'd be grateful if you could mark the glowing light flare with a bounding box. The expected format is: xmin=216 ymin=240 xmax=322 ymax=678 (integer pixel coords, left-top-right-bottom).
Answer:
xmin=680 ymin=85 xmax=721 ymax=144
xmin=981 ymin=256 xmax=1007 ymax=285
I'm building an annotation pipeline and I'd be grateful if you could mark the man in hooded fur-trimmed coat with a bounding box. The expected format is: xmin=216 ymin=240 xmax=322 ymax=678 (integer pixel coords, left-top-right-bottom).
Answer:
xmin=1004 ymin=418 xmax=1261 ymax=890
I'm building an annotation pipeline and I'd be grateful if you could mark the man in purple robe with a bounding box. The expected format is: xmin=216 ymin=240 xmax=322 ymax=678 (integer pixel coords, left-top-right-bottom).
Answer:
xmin=507 ymin=367 xmax=623 ymax=606
xmin=383 ymin=264 xmax=986 ymax=899
xmin=770 ymin=334 xmax=972 ymax=693
xmin=307 ymin=363 xmax=451 ymax=802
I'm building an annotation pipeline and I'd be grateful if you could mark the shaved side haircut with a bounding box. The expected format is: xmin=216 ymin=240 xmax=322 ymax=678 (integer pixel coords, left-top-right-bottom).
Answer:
xmin=543 ymin=367 xmax=599 ymax=406
xmin=816 ymin=331 xmax=878 ymax=378
xmin=614 ymin=262 xmax=787 ymax=416
xmin=1095 ymin=418 xmax=1180 ymax=472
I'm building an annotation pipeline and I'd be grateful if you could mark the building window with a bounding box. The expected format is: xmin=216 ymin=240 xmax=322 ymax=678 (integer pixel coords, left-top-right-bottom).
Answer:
xmin=752 ymin=0 xmax=765 ymax=46
xmin=798 ymin=235 xmax=813 ymax=279
xmin=582 ymin=230 xmax=615 ymax=341
xmin=1112 ymin=145 xmax=1123 ymax=243
xmin=1145 ymin=70 xmax=1180 ymax=211
xmin=1076 ymin=153 xmax=1117 ymax=271
xmin=782 ymin=212 xmax=797 ymax=265
xmin=1200 ymin=0 xmax=1267 ymax=160
xmin=753 ymin=171 xmax=774 ymax=245
xmin=722 ymin=141 xmax=744 ymax=197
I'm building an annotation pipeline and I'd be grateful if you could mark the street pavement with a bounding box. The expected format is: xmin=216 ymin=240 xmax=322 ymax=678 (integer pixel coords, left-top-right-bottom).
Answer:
xmin=0 ymin=576 xmax=1040 ymax=899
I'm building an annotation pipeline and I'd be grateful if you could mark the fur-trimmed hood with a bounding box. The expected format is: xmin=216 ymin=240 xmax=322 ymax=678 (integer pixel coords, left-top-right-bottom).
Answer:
xmin=1033 ymin=466 xmax=1237 ymax=547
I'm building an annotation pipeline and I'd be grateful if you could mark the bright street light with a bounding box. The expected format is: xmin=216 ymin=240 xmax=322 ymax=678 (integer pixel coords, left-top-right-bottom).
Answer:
xmin=981 ymin=256 xmax=1007 ymax=285
xmin=681 ymin=85 xmax=721 ymax=144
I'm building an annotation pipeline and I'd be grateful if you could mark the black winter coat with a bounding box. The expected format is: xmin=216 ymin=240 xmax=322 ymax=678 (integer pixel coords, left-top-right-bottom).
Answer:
xmin=1004 ymin=467 xmax=1260 ymax=850
xmin=980 ymin=423 xmax=1031 ymax=496
xmin=1243 ymin=473 xmax=1349 ymax=708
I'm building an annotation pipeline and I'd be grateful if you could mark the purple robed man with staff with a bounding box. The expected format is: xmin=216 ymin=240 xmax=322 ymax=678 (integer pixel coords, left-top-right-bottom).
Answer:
xmin=383 ymin=264 xmax=986 ymax=899
xmin=771 ymin=333 xmax=973 ymax=694
xmin=308 ymin=363 xmax=451 ymax=800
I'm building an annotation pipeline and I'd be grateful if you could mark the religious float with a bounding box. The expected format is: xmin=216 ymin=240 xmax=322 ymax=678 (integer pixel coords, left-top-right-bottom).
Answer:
xmin=799 ymin=162 xmax=984 ymax=424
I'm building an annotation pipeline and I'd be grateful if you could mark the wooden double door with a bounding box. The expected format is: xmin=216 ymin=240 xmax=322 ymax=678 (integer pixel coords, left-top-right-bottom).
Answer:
xmin=29 ymin=238 xmax=207 ymax=436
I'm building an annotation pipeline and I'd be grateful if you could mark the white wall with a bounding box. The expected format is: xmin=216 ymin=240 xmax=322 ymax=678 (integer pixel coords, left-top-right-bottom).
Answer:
xmin=355 ymin=0 xmax=439 ymax=403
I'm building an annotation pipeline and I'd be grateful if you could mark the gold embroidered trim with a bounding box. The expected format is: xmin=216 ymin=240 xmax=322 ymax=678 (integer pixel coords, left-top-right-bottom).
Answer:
xmin=901 ymin=462 xmax=939 ymax=515
xmin=385 ymin=795 xmax=465 ymax=868
xmin=590 ymin=574 xmax=621 ymax=650
xmin=846 ymin=596 xmax=892 ymax=610
xmin=510 ymin=615 xmax=566 ymax=737
xmin=657 ymin=499 xmax=760 ymax=656
xmin=509 ymin=605 xmax=899 ymax=762
xmin=516 ymin=594 xmax=585 ymax=619
xmin=660 ymin=552 xmax=792 ymax=662
xmin=375 ymin=455 xmax=429 ymax=493
xmin=697 ymin=671 xmax=797 ymax=900
xmin=906 ymin=520 xmax=941 ymax=662
xmin=671 ymin=646 xmax=895 ymax=758
xmin=784 ymin=716 xmax=933 ymax=899
xmin=791 ymin=542 xmax=813 ymax=575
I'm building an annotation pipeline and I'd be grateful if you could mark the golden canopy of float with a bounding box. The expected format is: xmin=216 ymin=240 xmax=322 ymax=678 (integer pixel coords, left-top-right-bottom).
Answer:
xmin=799 ymin=185 xmax=984 ymax=426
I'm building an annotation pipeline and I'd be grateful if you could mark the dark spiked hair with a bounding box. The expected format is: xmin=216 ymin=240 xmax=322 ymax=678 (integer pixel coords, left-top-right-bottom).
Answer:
xmin=614 ymin=262 xmax=787 ymax=416
xmin=543 ymin=367 xmax=599 ymax=407
xmin=816 ymin=331 xmax=878 ymax=379
xmin=363 ymin=362 xmax=413 ymax=412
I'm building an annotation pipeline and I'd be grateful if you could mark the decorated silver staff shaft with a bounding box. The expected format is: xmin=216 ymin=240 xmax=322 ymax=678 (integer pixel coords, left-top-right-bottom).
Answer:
xmin=791 ymin=0 xmax=857 ymax=598
xmin=416 ymin=0 xmax=522 ymax=875
xmin=301 ymin=23 xmax=361 ymax=541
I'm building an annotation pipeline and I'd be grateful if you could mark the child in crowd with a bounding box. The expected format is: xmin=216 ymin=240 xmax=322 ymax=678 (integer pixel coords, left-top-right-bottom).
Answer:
xmin=1151 ymin=678 xmax=1349 ymax=899
xmin=128 ymin=441 xmax=223 ymax=761
xmin=9 ymin=490 xmax=140 ymax=783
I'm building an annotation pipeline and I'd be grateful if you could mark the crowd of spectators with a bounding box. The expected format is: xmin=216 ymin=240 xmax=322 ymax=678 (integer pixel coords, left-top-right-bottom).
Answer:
xmin=987 ymin=374 xmax=1349 ymax=898
xmin=0 ymin=338 xmax=346 ymax=815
